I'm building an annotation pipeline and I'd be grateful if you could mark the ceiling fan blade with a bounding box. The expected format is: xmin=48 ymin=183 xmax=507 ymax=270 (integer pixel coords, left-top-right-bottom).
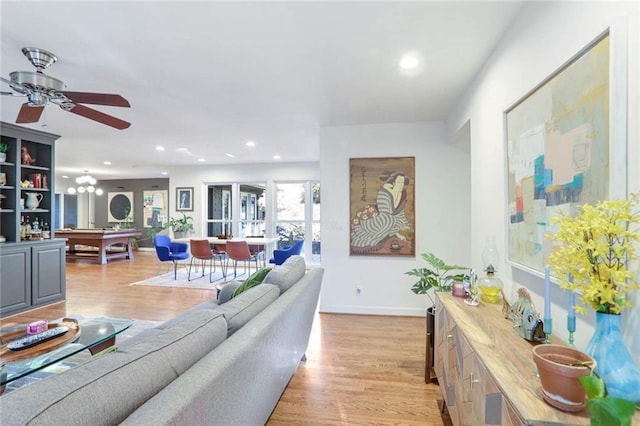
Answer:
xmin=1 ymin=76 xmax=25 ymax=96
xmin=16 ymin=103 xmax=44 ymax=123
xmin=59 ymin=91 xmax=130 ymax=107
xmin=1 ymin=76 xmax=15 ymax=86
xmin=67 ymin=103 xmax=130 ymax=130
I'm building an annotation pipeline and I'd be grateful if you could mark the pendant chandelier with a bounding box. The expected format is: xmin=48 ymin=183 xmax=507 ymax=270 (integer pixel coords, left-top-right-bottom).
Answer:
xmin=67 ymin=174 xmax=103 ymax=195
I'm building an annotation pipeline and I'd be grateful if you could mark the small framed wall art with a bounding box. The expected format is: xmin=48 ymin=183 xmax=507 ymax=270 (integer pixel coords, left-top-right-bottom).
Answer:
xmin=176 ymin=187 xmax=193 ymax=211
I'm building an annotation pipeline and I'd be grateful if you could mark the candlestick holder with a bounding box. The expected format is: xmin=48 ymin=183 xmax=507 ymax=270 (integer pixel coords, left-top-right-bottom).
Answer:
xmin=567 ymin=316 xmax=576 ymax=347
xmin=544 ymin=318 xmax=552 ymax=344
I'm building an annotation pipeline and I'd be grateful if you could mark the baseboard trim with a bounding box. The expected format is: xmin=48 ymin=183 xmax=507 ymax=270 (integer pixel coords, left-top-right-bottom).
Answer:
xmin=318 ymin=304 xmax=425 ymax=317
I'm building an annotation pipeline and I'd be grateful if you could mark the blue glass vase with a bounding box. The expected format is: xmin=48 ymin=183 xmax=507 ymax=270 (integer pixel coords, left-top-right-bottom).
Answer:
xmin=585 ymin=312 xmax=640 ymax=403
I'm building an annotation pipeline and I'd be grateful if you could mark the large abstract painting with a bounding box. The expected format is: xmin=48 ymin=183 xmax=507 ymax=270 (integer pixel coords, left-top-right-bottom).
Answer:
xmin=505 ymin=31 xmax=625 ymax=274
xmin=143 ymin=190 xmax=168 ymax=228
xmin=349 ymin=157 xmax=415 ymax=256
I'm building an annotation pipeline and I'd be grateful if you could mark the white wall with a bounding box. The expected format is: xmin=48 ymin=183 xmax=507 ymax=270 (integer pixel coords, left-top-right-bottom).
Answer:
xmin=447 ymin=1 xmax=639 ymax=361
xmin=319 ymin=122 xmax=471 ymax=315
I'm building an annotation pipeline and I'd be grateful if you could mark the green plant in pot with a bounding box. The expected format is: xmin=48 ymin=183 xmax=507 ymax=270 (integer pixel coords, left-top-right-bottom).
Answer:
xmin=0 ymin=141 xmax=8 ymax=162
xmin=163 ymin=213 xmax=194 ymax=239
xmin=406 ymin=252 xmax=468 ymax=382
xmin=406 ymin=252 xmax=468 ymax=305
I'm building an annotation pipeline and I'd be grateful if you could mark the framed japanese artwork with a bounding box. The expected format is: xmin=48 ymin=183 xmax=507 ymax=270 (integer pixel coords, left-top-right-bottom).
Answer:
xmin=107 ymin=192 xmax=134 ymax=223
xmin=143 ymin=190 xmax=168 ymax=228
xmin=176 ymin=187 xmax=194 ymax=211
xmin=505 ymin=26 xmax=627 ymax=275
xmin=349 ymin=156 xmax=415 ymax=256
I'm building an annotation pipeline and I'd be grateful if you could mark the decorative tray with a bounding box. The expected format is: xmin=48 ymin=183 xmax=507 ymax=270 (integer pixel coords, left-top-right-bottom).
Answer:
xmin=0 ymin=318 xmax=81 ymax=363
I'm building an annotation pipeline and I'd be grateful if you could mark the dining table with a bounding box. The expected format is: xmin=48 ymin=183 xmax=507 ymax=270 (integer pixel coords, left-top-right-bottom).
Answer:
xmin=173 ymin=237 xmax=280 ymax=267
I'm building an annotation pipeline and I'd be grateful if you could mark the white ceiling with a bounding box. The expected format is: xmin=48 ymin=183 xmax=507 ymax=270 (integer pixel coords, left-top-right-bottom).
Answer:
xmin=1 ymin=1 xmax=526 ymax=180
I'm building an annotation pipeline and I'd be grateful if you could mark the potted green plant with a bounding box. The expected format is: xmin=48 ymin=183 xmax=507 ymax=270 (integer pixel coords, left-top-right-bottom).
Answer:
xmin=406 ymin=252 xmax=469 ymax=303
xmin=164 ymin=213 xmax=194 ymax=239
xmin=406 ymin=252 xmax=468 ymax=381
xmin=0 ymin=141 xmax=8 ymax=163
xmin=131 ymin=227 xmax=161 ymax=249
xmin=532 ymin=344 xmax=595 ymax=412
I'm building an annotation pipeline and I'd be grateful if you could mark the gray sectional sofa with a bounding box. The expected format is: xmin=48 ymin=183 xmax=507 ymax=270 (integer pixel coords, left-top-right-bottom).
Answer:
xmin=1 ymin=256 xmax=324 ymax=425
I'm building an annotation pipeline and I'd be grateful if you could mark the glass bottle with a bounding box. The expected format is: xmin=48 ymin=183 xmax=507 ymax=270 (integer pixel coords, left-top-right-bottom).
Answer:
xmin=479 ymin=236 xmax=504 ymax=303
xmin=20 ymin=215 xmax=26 ymax=240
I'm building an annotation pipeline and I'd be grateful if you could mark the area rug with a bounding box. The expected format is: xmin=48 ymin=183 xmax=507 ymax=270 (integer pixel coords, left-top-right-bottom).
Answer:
xmin=129 ymin=266 xmax=255 ymax=290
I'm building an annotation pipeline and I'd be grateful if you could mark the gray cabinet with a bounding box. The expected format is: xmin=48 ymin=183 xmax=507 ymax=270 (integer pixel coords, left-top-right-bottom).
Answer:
xmin=1 ymin=121 xmax=60 ymax=243
xmin=0 ymin=122 xmax=65 ymax=318
xmin=0 ymin=240 xmax=66 ymax=317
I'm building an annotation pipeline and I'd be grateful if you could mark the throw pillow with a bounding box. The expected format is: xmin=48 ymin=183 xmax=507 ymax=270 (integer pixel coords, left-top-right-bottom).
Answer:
xmin=231 ymin=267 xmax=272 ymax=299
xmin=217 ymin=281 xmax=241 ymax=305
xmin=263 ymin=255 xmax=306 ymax=293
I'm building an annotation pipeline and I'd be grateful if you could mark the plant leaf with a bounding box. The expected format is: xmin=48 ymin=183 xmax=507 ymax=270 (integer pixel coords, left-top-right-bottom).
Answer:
xmin=585 ymin=397 xmax=636 ymax=426
xmin=579 ymin=375 xmax=605 ymax=399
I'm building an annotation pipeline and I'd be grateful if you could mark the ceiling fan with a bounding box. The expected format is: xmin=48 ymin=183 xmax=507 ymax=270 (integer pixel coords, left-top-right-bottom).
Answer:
xmin=1 ymin=47 xmax=131 ymax=130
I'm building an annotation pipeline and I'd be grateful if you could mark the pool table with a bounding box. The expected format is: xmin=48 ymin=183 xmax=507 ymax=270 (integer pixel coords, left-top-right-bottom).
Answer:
xmin=55 ymin=228 xmax=142 ymax=264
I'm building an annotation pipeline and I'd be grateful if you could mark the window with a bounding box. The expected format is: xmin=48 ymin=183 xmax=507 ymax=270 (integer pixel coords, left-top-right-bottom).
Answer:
xmin=275 ymin=181 xmax=321 ymax=262
xmin=206 ymin=184 xmax=232 ymax=237
xmin=239 ymin=184 xmax=265 ymax=237
xmin=206 ymin=180 xmax=320 ymax=263
xmin=206 ymin=183 xmax=265 ymax=238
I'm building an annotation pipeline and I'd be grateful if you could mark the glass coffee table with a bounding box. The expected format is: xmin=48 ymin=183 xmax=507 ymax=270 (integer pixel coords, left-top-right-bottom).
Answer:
xmin=0 ymin=317 xmax=133 ymax=389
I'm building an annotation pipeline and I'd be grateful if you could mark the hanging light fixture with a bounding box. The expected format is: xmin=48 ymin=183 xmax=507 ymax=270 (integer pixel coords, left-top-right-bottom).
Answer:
xmin=67 ymin=174 xmax=103 ymax=195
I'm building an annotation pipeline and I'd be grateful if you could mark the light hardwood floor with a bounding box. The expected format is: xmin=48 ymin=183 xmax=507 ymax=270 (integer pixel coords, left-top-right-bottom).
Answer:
xmin=2 ymin=251 xmax=450 ymax=425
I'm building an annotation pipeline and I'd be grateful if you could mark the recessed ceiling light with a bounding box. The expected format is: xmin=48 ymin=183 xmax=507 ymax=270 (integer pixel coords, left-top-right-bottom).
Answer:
xmin=155 ymin=146 xmax=165 ymax=151
xmin=197 ymin=158 xmax=205 ymax=162
xmin=176 ymin=148 xmax=188 ymax=152
xmin=62 ymin=175 xmax=69 ymax=179
xmin=225 ymin=153 xmax=235 ymax=158
xmin=161 ymin=171 xmax=168 ymax=176
xmin=399 ymin=53 xmax=419 ymax=70
xmin=103 ymin=161 xmax=111 ymax=165
xmin=273 ymin=154 xmax=281 ymax=160
xmin=246 ymin=140 xmax=255 ymax=147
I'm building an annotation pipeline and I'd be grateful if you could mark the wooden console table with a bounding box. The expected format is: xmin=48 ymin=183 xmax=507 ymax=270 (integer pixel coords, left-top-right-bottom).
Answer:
xmin=434 ymin=292 xmax=591 ymax=426
xmin=55 ymin=229 xmax=142 ymax=264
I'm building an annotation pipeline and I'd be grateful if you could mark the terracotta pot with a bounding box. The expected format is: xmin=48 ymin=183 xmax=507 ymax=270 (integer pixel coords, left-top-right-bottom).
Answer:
xmin=532 ymin=344 xmax=595 ymax=412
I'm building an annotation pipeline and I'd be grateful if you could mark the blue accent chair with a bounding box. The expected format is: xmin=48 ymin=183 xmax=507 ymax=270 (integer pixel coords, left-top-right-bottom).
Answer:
xmin=269 ymin=240 xmax=304 ymax=265
xmin=154 ymin=234 xmax=189 ymax=279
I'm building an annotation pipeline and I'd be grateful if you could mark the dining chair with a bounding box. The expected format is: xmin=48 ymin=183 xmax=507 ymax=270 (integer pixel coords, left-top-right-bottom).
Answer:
xmin=212 ymin=243 xmax=228 ymax=277
xmin=269 ymin=239 xmax=304 ymax=265
xmin=246 ymin=235 xmax=266 ymax=267
xmin=188 ymin=239 xmax=224 ymax=282
xmin=153 ymin=234 xmax=189 ymax=279
xmin=225 ymin=240 xmax=260 ymax=278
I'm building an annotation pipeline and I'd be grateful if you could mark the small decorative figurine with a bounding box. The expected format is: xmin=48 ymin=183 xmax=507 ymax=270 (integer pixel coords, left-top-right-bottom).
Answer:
xmin=21 ymin=146 xmax=36 ymax=165
xmin=503 ymin=288 xmax=545 ymax=342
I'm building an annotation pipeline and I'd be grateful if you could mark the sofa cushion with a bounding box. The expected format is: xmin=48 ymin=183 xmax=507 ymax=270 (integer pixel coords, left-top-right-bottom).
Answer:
xmin=214 ymin=283 xmax=280 ymax=335
xmin=217 ymin=281 xmax=241 ymax=304
xmin=152 ymin=300 xmax=218 ymax=331
xmin=263 ymin=255 xmax=306 ymax=293
xmin=0 ymin=310 xmax=227 ymax=426
xmin=231 ymin=267 xmax=272 ymax=298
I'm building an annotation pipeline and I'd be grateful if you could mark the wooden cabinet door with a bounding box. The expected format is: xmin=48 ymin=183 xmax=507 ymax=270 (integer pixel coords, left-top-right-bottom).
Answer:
xmin=31 ymin=241 xmax=66 ymax=306
xmin=0 ymin=245 xmax=31 ymax=315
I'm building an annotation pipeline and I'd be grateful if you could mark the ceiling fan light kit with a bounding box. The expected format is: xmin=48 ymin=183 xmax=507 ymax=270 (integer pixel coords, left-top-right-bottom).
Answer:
xmin=2 ymin=47 xmax=131 ymax=130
